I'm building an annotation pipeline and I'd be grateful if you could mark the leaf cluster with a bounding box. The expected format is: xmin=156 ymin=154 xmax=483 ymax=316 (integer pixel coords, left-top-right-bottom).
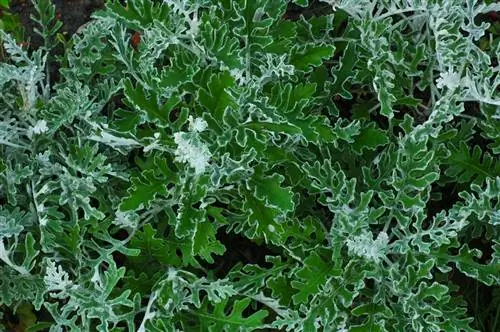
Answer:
xmin=0 ymin=0 xmax=499 ymax=331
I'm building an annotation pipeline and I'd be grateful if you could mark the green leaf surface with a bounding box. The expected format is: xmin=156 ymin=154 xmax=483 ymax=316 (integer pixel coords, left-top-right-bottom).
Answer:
xmin=290 ymin=44 xmax=335 ymax=71
xmin=352 ymin=125 xmax=389 ymax=154
xmin=119 ymin=170 xmax=168 ymax=211
xmin=193 ymin=297 xmax=268 ymax=332
xmin=1 ymin=0 xmax=498 ymax=331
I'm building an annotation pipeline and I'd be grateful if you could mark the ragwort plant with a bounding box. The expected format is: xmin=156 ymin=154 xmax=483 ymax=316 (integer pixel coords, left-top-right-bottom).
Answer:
xmin=0 ymin=0 xmax=499 ymax=331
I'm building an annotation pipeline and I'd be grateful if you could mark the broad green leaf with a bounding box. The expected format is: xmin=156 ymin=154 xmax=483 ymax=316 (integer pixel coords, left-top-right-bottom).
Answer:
xmin=124 ymin=78 xmax=179 ymax=125
xmin=437 ymin=244 xmax=500 ymax=286
xmin=444 ymin=141 xmax=500 ymax=184
xmin=240 ymin=190 xmax=285 ymax=244
xmin=352 ymin=125 xmax=389 ymax=154
xmin=157 ymin=48 xmax=199 ymax=91
xmin=201 ymin=14 xmax=243 ymax=69
xmin=247 ymin=168 xmax=295 ymax=213
xmin=192 ymin=221 xmax=225 ymax=263
xmin=100 ymin=0 xmax=169 ymax=30
xmin=192 ymin=297 xmax=268 ymax=331
xmin=291 ymin=250 xmax=342 ymax=304
xmin=290 ymin=44 xmax=335 ymax=72
xmin=119 ymin=170 xmax=168 ymax=211
xmin=198 ymin=71 xmax=238 ymax=128
xmin=175 ymin=175 xmax=210 ymax=238
xmin=331 ymin=43 xmax=357 ymax=99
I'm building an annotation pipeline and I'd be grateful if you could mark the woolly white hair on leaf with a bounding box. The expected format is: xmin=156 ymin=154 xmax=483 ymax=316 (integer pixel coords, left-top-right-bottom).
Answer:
xmin=174 ymin=125 xmax=211 ymax=175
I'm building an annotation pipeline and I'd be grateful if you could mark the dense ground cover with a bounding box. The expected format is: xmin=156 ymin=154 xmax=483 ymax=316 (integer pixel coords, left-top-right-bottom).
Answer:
xmin=0 ymin=0 xmax=499 ymax=331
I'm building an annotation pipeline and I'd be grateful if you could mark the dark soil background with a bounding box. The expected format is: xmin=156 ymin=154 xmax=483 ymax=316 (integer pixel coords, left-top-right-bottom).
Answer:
xmin=11 ymin=0 xmax=104 ymax=48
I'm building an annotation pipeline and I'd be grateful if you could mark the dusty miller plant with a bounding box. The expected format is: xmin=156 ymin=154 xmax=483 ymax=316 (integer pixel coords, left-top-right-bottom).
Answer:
xmin=0 ymin=0 xmax=499 ymax=331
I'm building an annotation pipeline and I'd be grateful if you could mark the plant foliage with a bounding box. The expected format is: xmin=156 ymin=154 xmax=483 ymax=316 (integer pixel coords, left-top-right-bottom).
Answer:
xmin=0 ymin=0 xmax=499 ymax=331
